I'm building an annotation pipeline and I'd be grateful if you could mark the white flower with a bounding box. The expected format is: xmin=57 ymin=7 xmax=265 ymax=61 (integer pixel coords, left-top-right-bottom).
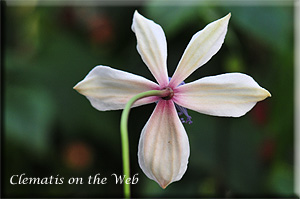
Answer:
xmin=74 ymin=11 xmax=271 ymax=188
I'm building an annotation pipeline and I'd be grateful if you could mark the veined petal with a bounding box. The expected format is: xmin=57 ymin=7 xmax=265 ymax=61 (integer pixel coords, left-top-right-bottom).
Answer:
xmin=170 ymin=13 xmax=231 ymax=87
xmin=74 ymin=65 xmax=160 ymax=111
xmin=138 ymin=100 xmax=190 ymax=188
xmin=132 ymin=11 xmax=169 ymax=87
xmin=173 ymin=73 xmax=271 ymax=117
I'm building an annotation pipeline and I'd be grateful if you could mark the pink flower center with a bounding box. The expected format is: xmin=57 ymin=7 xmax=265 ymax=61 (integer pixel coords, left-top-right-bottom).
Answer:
xmin=161 ymin=87 xmax=174 ymax=100
xmin=161 ymin=77 xmax=192 ymax=124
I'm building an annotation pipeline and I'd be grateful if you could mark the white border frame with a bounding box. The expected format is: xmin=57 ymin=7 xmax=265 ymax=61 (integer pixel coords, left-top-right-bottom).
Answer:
xmin=3 ymin=0 xmax=299 ymax=196
xmin=295 ymin=0 xmax=300 ymax=196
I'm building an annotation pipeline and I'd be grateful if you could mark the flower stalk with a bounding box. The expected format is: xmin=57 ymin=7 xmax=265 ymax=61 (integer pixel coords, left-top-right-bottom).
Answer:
xmin=120 ymin=89 xmax=170 ymax=199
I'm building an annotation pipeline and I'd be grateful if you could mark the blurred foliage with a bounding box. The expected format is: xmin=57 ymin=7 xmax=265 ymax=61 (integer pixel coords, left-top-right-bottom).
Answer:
xmin=2 ymin=1 xmax=295 ymax=198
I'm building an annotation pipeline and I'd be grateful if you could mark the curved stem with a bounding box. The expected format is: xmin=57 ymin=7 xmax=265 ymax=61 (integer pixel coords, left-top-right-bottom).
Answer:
xmin=120 ymin=89 xmax=169 ymax=199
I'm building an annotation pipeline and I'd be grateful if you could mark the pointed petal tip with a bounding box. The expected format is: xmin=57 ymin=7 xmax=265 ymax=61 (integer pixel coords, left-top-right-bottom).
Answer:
xmin=73 ymin=81 xmax=85 ymax=94
xmin=159 ymin=182 xmax=169 ymax=189
xmin=73 ymin=82 xmax=81 ymax=92
xmin=217 ymin=13 xmax=231 ymax=25
xmin=132 ymin=10 xmax=140 ymax=30
xmin=222 ymin=12 xmax=231 ymax=22
xmin=260 ymin=86 xmax=271 ymax=99
xmin=157 ymin=178 xmax=172 ymax=189
xmin=265 ymin=89 xmax=272 ymax=98
xmin=133 ymin=10 xmax=143 ymax=20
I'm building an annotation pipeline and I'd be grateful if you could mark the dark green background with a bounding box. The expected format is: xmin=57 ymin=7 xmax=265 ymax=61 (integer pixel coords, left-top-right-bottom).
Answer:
xmin=2 ymin=1 xmax=295 ymax=198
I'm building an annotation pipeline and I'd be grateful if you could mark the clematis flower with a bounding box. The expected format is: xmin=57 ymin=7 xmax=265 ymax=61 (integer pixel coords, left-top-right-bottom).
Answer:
xmin=74 ymin=11 xmax=271 ymax=189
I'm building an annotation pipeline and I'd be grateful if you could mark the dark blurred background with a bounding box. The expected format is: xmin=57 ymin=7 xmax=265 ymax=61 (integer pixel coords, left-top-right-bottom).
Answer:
xmin=2 ymin=0 xmax=295 ymax=198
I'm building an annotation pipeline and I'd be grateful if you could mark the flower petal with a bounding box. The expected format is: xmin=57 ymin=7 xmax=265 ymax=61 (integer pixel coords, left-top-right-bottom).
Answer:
xmin=170 ymin=13 xmax=231 ymax=87
xmin=138 ymin=100 xmax=190 ymax=188
xmin=173 ymin=73 xmax=271 ymax=117
xmin=73 ymin=65 xmax=160 ymax=111
xmin=132 ymin=11 xmax=169 ymax=87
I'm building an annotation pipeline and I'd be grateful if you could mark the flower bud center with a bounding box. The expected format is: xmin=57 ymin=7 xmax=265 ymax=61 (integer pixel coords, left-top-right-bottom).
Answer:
xmin=161 ymin=87 xmax=174 ymax=100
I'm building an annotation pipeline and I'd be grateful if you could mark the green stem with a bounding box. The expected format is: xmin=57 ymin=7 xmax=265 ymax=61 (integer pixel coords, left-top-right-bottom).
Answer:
xmin=120 ymin=89 xmax=169 ymax=199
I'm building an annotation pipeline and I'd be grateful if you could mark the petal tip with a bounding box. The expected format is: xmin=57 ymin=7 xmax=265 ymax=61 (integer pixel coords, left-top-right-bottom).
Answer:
xmin=217 ymin=13 xmax=231 ymax=25
xmin=73 ymin=82 xmax=81 ymax=93
xmin=159 ymin=181 xmax=169 ymax=189
xmin=222 ymin=12 xmax=231 ymax=22
xmin=156 ymin=177 xmax=172 ymax=189
xmin=133 ymin=10 xmax=143 ymax=21
xmin=73 ymin=80 xmax=88 ymax=95
xmin=260 ymin=87 xmax=271 ymax=99
xmin=134 ymin=10 xmax=139 ymax=17
xmin=265 ymin=89 xmax=272 ymax=98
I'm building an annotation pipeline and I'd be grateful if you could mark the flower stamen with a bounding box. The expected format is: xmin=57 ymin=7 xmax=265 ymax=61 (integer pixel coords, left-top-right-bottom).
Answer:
xmin=175 ymin=103 xmax=193 ymax=124
xmin=167 ymin=77 xmax=192 ymax=124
